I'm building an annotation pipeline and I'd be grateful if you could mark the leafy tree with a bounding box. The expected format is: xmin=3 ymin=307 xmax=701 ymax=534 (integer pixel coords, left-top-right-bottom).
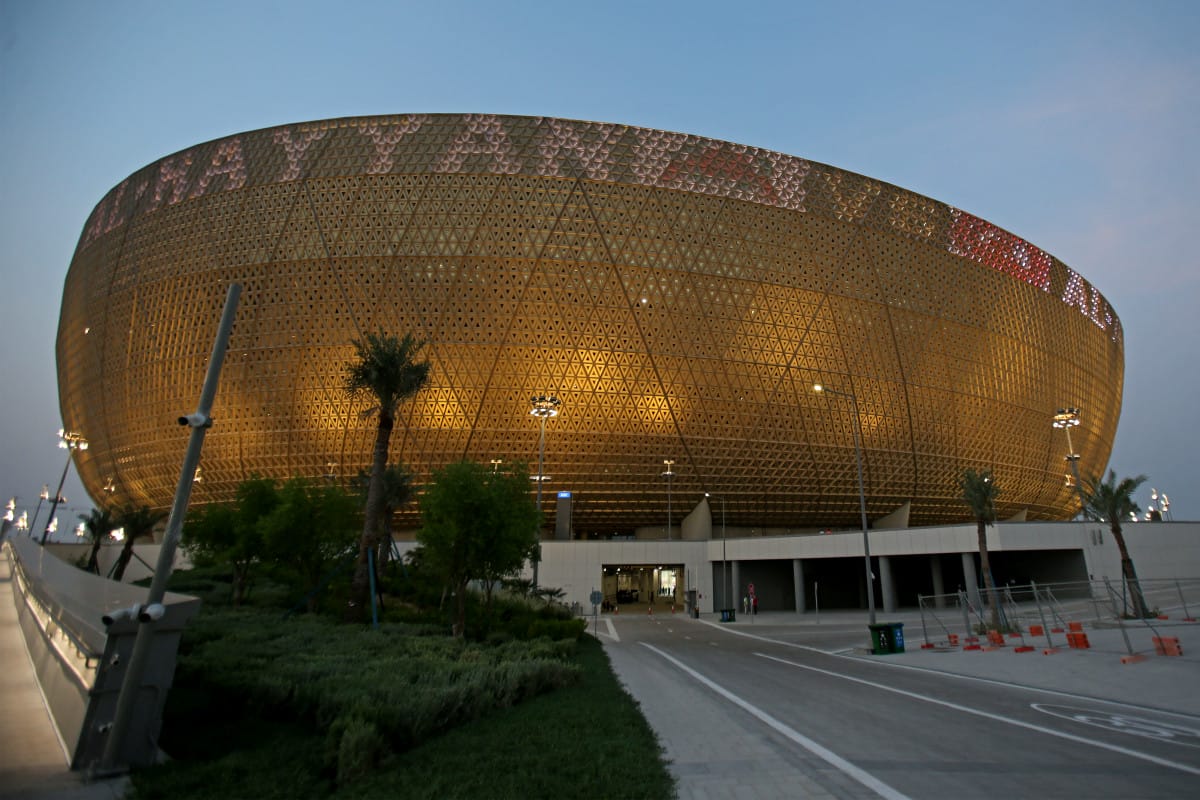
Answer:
xmin=113 ymin=505 xmax=167 ymax=581
xmin=183 ymin=476 xmax=279 ymax=605
xmin=344 ymin=332 xmax=431 ymax=620
xmin=260 ymin=478 xmax=360 ymax=612
xmin=958 ymin=468 xmax=1001 ymax=631
xmin=417 ymin=461 xmax=539 ymax=637
xmin=1082 ymin=470 xmax=1152 ymax=618
xmin=78 ymin=507 xmax=116 ymax=574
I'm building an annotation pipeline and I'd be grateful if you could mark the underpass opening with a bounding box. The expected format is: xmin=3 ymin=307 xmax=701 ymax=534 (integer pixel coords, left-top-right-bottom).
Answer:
xmin=601 ymin=564 xmax=685 ymax=613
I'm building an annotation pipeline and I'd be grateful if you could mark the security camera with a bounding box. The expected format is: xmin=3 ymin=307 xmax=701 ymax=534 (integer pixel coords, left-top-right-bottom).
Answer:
xmin=138 ymin=603 xmax=166 ymax=623
xmin=177 ymin=413 xmax=212 ymax=428
xmin=102 ymin=604 xmax=142 ymax=626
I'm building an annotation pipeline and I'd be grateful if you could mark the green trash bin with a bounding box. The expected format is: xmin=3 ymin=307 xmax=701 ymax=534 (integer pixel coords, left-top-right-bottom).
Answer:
xmin=868 ymin=622 xmax=905 ymax=654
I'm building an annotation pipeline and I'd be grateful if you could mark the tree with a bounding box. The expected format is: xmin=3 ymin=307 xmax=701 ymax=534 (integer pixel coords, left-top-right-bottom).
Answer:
xmin=355 ymin=464 xmax=415 ymax=573
xmin=958 ymin=468 xmax=1001 ymax=631
xmin=259 ymin=478 xmax=360 ymax=612
xmin=112 ymin=505 xmax=167 ymax=581
xmin=417 ymin=461 xmax=539 ymax=637
xmin=78 ymin=507 xmax=115 ymax=574
xmin=1082 ymin=470 xmax=1151 ymax=618
xmin=344 ymin=332 xmax=431 ymax=620
xmin=182 ymin=476 xmax=279 ymax=605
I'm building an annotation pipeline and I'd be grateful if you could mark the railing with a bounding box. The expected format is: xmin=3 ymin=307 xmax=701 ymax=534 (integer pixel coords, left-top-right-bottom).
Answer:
xmin=3 ymin=534 xmax=200 ymax=772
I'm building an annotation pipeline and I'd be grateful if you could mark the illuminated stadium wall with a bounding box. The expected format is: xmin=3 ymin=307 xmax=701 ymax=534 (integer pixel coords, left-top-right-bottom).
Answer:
xmin=57 ymin=114 xmax=1124 ymax=535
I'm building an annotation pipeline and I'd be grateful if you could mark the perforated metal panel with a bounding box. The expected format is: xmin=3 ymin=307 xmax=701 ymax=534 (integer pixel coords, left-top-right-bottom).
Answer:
xmin=57 ymin=114 xmax=1123 ymax=535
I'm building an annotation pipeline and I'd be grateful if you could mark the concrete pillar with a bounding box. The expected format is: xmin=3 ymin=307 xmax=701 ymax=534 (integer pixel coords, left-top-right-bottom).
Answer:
xmin=879 ymin=555 xmax=897 ymax=614
xmin=792 ymin=559 xmax=806 ymax=614
xmin=930 ymin=555 xmax=946 ymax=609
xmin=961 ymin=552 xmax=982 ymax=611
xmin=731 ymin=561 xmax=741 ymax=612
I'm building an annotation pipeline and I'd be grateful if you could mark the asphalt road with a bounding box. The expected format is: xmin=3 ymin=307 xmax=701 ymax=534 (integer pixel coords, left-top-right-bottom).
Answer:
xmin=601 ymin=614 xmax=1200 ymax=799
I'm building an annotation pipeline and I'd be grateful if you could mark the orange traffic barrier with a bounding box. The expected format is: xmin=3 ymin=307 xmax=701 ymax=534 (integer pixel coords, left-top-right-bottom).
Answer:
xmin=1153 ymin=636 xmax=1183 ymax=656
xmin=986 ymin=630 xmax=1006 ymax=646
xmin=1068 ymin=621 xmax=1084 ymax=632
xmin=1066 ymin=632 xmax=1090 ymax=649
xmin=1029 ymin=624 xmax=1044 ymax=637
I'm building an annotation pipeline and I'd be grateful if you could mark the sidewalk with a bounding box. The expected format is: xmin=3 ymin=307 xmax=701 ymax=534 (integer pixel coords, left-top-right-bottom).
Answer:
xmin=0 ymin=543 xmax=127 ymax=799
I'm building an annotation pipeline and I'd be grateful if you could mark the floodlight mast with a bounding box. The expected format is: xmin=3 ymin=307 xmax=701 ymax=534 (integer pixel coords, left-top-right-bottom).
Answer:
xmin=813 ymin=383 xmax=875 ymax=626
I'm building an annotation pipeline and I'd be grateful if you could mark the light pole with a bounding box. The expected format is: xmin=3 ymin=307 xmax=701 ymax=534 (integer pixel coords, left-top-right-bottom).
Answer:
xmin=707 ymin=492 xmax=727 ymax=612
xmin=1053 ymin=408 xmax=1087 ymax=518
xmin=813 ymin=384 xmax=875 ymax=625
xmin=662 ymin=459 xmax=675 ymax=540
xmin=43 ymin=430 xmax=87 ymax=545
xmin=530 ymin=394 xmax=560 ymax=590
xmin=28 ymin=485 xmax=49 ymax=540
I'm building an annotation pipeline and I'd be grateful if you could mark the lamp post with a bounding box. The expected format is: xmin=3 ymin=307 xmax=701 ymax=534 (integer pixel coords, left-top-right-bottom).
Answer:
xmin=28 ymin=485 xmax=49 ymax=540
xmin=706 ymin=492 xmax=727 ymax=611
xmin=43 ymin=430 xmax=87 ymax=545
xmin=1053 ymin=408 xmax=1087 ymax=518
xmin=530 ymin=394 xmax=560 ymax=590
xmin=813 ymin=384 xmax=875 ymax=626
xmin=662 ymin=460 xmax=675 ymax=540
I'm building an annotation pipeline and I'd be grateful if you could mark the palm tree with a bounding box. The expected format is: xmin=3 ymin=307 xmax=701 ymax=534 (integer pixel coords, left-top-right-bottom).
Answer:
xmin=958 ymin=468 xmax=1002 ymax=631
xmin=344 ymin=332 xmax=430 ymax=619
xmin=356 ymin=464 xmax=415 ymax=573
xmin=78 ymin=507 xmax=115 ymax=574
xmin=112 ymin=505 xmax=167 ymax=581
xmin=1082 ymin=470 xmax=1151 ymax=618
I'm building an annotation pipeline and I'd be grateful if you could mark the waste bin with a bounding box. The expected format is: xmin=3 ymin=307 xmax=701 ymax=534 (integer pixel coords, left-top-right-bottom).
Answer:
xmin=868 ymin=622 xmax=905 ymax=654
xmin=720 ymin=608 xmax=736 ymax=622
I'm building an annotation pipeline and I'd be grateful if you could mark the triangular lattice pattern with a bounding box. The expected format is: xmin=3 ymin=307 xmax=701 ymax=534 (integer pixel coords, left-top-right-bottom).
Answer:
xmin=57 ymin=114 xmax=1123 ymax=534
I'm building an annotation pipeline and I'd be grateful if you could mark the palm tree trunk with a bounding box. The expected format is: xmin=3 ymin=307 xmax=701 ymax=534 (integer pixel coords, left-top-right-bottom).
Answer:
xmin=977 ymin=521 xmax=1001 ymax=630
xmin=349 ymin=411 xmax=394 ymax=620
xmin=1111 ymin=523 xmax=1149 ymax=618
xmin=113 ymin=536 xmax=136 ymax=581
xmin=86 ymin=538 xmax=102 ymax=574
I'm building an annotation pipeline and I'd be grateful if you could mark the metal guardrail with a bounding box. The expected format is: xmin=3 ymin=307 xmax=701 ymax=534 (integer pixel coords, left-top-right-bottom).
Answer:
xmin=3 ymin=535 xmax=200 ymax=772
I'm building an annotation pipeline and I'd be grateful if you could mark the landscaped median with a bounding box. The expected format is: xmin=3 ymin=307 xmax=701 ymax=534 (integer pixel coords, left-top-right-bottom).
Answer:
xmin=127 ymin=571 xmax=675 ymax=799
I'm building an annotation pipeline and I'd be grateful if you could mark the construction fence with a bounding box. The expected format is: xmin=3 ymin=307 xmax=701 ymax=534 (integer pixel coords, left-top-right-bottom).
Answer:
xmin=915 ymin=577 xmax=1200 ymax=657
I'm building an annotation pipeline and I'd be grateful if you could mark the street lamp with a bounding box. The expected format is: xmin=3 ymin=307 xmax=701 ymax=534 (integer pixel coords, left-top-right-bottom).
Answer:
xmin=813 ymin=383 xmax=875 ymax=625
xmin=706 ymin=492 xmax=727 ymax=612
xmin=1053 ymin=408 xmax=1087 ymax=518
xmin=43 ymin=430 xmax=87 ymax=545
xmin=662 ymin=460 xmax=675 ymax=540
xmin=28 ymin=484 xmax=50 ymax=540
xmin=530 ymin=394 xmax=561 ymax=590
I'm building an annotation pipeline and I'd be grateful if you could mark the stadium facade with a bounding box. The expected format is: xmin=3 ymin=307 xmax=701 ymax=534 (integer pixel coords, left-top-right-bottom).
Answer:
xmin=57 ymin=114 xmax=1123 ymax=539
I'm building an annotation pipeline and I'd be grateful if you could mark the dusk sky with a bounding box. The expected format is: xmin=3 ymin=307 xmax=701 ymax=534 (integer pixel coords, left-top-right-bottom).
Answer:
xmin=1 ymin=0 xmax=1197 ymax=536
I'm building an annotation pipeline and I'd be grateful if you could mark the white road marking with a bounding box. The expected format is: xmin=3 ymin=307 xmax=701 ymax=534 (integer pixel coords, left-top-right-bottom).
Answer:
xmin=640 ymin=643 xmax=912 ymax=800
xmin=593 ymin=617 xmax=619 ymax=641
xmin=756 ymin=652 xmax=1200 ymax=776
xmin=1031 ymin=704 xmax=1200 ymax=748
xmin=698 ymin=618 xmax=1200 ymax=720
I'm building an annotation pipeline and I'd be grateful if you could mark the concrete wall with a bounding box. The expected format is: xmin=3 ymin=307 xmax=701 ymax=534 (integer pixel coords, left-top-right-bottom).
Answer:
xmin=530 ymin=521 xmax=1200 ymax=613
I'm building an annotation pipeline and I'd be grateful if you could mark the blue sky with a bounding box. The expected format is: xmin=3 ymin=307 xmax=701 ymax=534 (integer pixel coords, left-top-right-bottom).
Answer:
xmin=1 ymin=0 xmax=1197 ymax=534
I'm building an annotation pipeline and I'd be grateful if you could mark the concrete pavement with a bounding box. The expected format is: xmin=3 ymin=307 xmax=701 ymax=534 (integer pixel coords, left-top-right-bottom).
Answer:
xmin=602 ymin=607 xmax=1200 ymax=799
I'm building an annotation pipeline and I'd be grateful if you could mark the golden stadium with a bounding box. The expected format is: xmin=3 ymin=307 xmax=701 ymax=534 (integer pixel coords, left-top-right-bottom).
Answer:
xmin=56 ymin=114 xmax=1123 ymax=537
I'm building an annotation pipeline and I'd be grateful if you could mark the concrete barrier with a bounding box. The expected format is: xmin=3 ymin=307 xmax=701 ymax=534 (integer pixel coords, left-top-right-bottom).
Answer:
xmin=4 ymin=535 xmax=199 ymax=772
